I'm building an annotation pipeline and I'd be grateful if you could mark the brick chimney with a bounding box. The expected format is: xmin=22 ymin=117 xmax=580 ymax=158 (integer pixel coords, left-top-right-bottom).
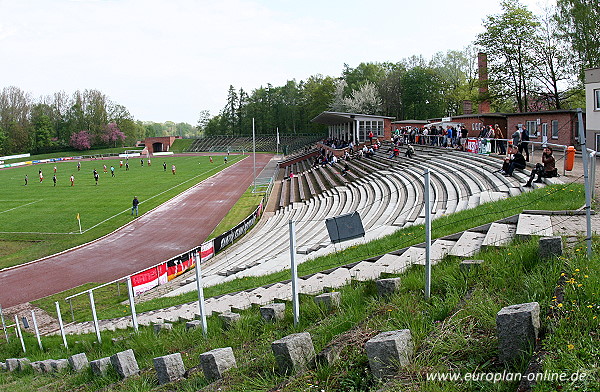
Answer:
xmin=478 ymin=52 xmax=491 ymax=114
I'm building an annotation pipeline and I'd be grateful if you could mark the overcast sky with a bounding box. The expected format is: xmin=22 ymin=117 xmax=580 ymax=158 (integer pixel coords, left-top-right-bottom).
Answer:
xmin=0 ymin=0 xmax=548 ymax=125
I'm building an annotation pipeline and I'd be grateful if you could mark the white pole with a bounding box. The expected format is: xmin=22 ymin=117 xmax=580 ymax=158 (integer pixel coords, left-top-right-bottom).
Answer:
xmin=194 ymin=251 xmax=208 ymax=336
xmin=31 ymin=310 xmax=42 ymax=350
xmin=55 ymin=301 xmax=68 ymax=349
xmin=0 ymin=304 xmax=9 ymax=342
xmin=253 ymin=118 xmax=256 ymax=192
xmin=276 ymin=127 xmax=280 ymax=156
xmin=88 ymin=290 xmax=101 ymax=343
xmin=590 ymin=151 xmax=597 ymax=200
xmin=424 ymin=169 xmax=432 ymax=299
xmin=289 ymin=220 xmax=299 ymax=326
xmin=577 ymin=109 xmax=593 ymax=258
xmin=126 ymin=277 xmax=139 ymax=332
xmin=15 ymin=315 xmax=25 ymax=353
xmin=78 ymin=215 xmax=82 ymax=234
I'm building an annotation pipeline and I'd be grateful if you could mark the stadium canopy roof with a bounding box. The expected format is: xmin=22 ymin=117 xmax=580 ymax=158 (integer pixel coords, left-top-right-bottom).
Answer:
xmin=312 ymin=111 xmax=395 ymax=125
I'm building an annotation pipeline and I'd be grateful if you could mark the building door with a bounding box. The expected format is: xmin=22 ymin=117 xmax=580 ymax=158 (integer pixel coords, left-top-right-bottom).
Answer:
xmin=541 ymin=123 xmax=548 ymax=145
xmin=152 ymin=142 xmax=163 ymax=152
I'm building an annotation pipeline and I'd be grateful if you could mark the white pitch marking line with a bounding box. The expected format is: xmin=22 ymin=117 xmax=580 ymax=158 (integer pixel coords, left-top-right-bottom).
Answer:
xmin=0 ymin=200 xmax=43 ymax=214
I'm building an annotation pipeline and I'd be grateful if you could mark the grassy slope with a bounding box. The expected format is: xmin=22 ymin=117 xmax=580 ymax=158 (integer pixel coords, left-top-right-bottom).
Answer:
xmin=0 ymin=153 xmax=244 ymax=269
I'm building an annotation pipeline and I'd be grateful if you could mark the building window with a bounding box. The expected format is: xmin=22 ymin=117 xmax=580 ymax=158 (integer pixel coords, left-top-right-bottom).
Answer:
xmin=595 ymin=89 xmax=600 ymax=110
xmin=526 ymin=121 xmax=537 ymax=137
xmin=551 ymin=120 xmax=559 ymax=139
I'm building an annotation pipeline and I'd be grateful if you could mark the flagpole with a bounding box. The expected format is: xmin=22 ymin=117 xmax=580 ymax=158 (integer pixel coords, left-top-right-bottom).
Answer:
xmin=276 ymin=127 xmax=279 ymax=157
xmin=77 ymin=213 xmax=82 ymax=234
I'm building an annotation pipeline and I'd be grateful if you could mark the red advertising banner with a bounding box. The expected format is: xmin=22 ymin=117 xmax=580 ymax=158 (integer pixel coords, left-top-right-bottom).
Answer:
xmin=158 ymin=263 xmax=168 ymax=285
xmin=167 ymin=253 xmax=194 ymax=281
xmin=466 ymin=138 xmax=480 ymax=153
xmin=131 ymin=267 xmax=160 ymax=296
xmin=201 ymin=240 xmax=214 ymax=261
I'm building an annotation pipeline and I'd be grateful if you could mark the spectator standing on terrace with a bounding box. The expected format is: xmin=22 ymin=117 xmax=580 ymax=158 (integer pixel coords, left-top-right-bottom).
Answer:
xmin=519 ymin=126 xmax=530 ymax=162
xmin=495 ymin=124 xmax=506 ymax=155
xmin=511 ymin=126 xmax=521 ymax=151
xmin=131 ymin=196 xmax=139 ymax=216
xmin=368 ymin=130 xmax=374 ymax=144
xmin=525 ymin=147 xmax=557 ymax=187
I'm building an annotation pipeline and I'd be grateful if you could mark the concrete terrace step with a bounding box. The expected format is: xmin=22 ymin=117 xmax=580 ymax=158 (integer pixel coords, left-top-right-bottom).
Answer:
xmin=482 ymin=223 xmax=517 ymax=248
xmin=516 ymin=213 xmax=553 ymax=238
xmin=448 ymin=231 xmax=487 ymax=257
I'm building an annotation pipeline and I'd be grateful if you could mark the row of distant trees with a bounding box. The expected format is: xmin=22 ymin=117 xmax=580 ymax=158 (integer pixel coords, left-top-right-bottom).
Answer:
xmin=0 ymin=87 xmax=203 ymax=155
xmin=200 ymin=0 xmax=599 ymax=136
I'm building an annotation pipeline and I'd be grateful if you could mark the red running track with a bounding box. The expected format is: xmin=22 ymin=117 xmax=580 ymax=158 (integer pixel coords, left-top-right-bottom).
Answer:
xmin=0 ymin=154 xmax=273 ymax=308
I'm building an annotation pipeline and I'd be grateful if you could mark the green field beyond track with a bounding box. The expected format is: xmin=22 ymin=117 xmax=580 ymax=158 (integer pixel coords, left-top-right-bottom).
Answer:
xmin=0 ymin=153 xmax=244 ymax=268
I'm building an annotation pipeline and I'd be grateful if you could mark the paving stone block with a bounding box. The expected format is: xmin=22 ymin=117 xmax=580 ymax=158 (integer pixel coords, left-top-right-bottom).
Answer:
xmin=0 ymin=362 xmax=6 ymax=371
xmin=460 ymin=259 xmax=484 ymax=273
xmin=51 ymin=359 xmax=69 ymax=372
xmin=153 ymin=353 xmax=185 ymax=385
xmin=314 ymin=292 xmax=341 ymax=309
xmin=110 ymin=349 xmax=140 ymax=379
xmin=316 ymin=344 xmax=343 ymax=365
xmin=185 ymin=320 xmax=203 ymax=331
xmin=496 ymin=302 xmax=540 ymax=363
xmin=200 ymin=347 xmax=237 ymax=381
xmin=271 ymin=332 xmax=315 ymax=374
xmin=30 ymin=361 xmax=43 ymax=373
xmin=539 ymin=236 xmax=563 ymax=258
xmin=17 ymin=358 xmax=30 ymax=371
xmin=153 ymin=323 xmax=173 ymax=333
xmin=376 ymin=278 xmax=401 ymax=297
xmin=365 ymin=329 xmax=413 ymax=378
xmin=90 ymin=357 xmax=112 ymax=376
xmin=260 ymin=303 xmax=285 ymax=322
xmin=68 ymin=353 xmax=89 ymax=372
xmin=219 ymin=312 xmax=241 ymax=329
xmin=5 ymin=358 xmax=19 ymax=372
xmin=39 ymin=360 xmax=54 ymax=373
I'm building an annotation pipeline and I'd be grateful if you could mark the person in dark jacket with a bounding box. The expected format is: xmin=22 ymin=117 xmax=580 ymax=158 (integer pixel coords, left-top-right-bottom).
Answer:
xmin=131 ymin=196 xmax=139 ymax=216
xmin=525 ymin=147 xmax=557 ymax=186
xmin=502 ymin=150 xmax=526 ymax=176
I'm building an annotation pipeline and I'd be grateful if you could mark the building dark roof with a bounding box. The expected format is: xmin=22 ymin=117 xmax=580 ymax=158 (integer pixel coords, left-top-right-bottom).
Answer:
xmin=391 ymin=119 xmax=429 ymax=124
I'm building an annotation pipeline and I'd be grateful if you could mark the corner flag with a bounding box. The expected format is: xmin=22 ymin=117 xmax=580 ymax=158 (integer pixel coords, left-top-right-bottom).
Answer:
xmin=76 ymin=213 xmax=82 ymax=234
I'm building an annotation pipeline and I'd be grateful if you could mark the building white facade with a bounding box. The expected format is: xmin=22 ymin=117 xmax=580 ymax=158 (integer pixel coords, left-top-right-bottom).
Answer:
xmin=585 ymin=67 xmax=600 ymax=151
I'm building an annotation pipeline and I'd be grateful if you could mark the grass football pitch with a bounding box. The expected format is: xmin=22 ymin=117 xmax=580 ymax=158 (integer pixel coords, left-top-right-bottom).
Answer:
xmin=0 ymin=153 xmax=244 ymax=268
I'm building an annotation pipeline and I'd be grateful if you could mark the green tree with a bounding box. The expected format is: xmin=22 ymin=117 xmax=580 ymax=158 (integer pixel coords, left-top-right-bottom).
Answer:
xmin=476 ymin=0 xmax=540 ymax=112
xmin=556 ymin=0 xmax=600 ymax=75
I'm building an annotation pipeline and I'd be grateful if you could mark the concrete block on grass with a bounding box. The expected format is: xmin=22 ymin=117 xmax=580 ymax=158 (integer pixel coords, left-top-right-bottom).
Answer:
xmin=0 ymin=362 xmax=6 ymax=371
xmin=5 ymin=359 xmax=19 ymax=372
xmin=153 ymin=353 xmax=186 ymax=385
xmin=271 ymin=332 xmax=315 ymax=374
xmin=29 ymin=361 xmax=43 ymax=373
xmin=50 ymin=359 xmax=69 ymax=372
xmin=539 ymin=236 xmax=563 ymax=258
xmin=200 ymin=347 xmax=237 ymax=381
xmin=314 ymin=292 xmax=341 ymax=309
xmin=219 ymin=312 xmax=241 ymax=329
xmin=17 ymin=358 xmax=30 ymax=371
xmin=185 ymin=320 xmax=203 ymax=331
xmin=110 ymin=349 xmax=140 ymax=379
xmin=68 ymin=353 xmax=89 ymax=372
xmin=365 ymin=329 xmax=413 ymax=379
xmin=39 ymin=360 xmax=54 ymax=373
xmin=376 ymin=278 xmax=401 ymax=297
xmin=496 ymin=302 xmax=540 ymax=363
xmin=90 ymin=357 xmax=112 ymax=376
xmin=260 ymin=303 xmax=285 ymax=322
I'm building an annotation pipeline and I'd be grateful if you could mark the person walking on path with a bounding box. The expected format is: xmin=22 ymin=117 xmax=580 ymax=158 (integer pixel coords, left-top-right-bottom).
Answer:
xmin=53 ymin=174 xmax=57 ymax=186
xmin=131 ymin=196 xmax=139 ymax=216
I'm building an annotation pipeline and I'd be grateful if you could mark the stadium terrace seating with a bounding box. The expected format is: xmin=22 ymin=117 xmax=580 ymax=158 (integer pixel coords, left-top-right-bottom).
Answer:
xmin=186 ymin=135 xmax=325 ymax=154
